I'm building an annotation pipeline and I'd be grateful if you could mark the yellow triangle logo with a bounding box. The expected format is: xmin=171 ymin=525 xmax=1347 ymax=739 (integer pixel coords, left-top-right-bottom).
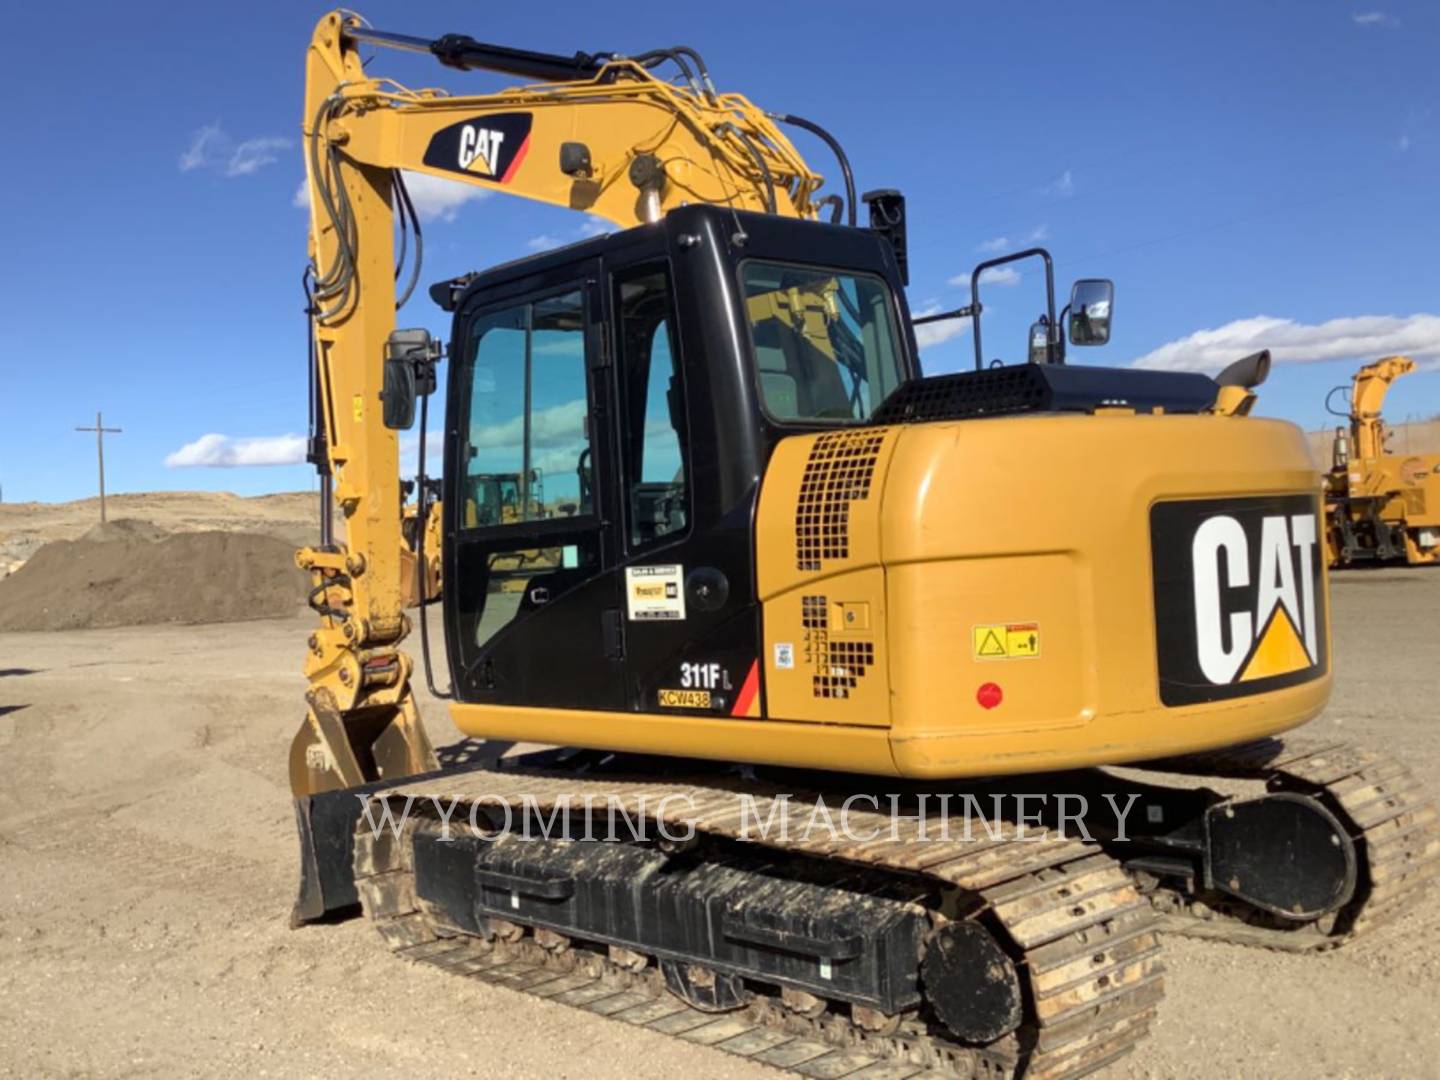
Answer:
xmin=465 ymin=152 xmax=494 ymax=175
xmin=1240 ymin=605 xmax=1312 ymax=681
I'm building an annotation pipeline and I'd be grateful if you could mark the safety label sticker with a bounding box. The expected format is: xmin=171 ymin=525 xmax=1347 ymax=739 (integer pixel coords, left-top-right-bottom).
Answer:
xmin=972 ymin=622 xmax=1041 ymax=660
xmin=626 ymin=564 xmax=685 ymax=621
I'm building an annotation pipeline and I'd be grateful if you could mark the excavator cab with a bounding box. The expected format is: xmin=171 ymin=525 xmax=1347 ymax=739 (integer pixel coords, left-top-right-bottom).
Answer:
xmin=430 ymin=204 xmax=913 ymax=714
xmin=407 ymin=201 xmax=1334 ymax=783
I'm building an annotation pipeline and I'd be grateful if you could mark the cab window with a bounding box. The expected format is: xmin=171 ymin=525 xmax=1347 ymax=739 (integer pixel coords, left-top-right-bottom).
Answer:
xmin=741 ymin=261 xmax=904 ymax=422
xmin=615 ymin=266 xmax=688 ymax=549
xmin=462 ymin=289 xmax=592 ymax=527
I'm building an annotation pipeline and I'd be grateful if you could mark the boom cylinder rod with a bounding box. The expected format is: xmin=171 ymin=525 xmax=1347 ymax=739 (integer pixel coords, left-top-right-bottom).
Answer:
xmin=341 ymin=24 xmax=606 ymax=81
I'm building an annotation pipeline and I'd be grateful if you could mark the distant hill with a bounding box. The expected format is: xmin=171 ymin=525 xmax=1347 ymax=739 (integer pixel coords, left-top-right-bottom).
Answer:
xmin=0 ymin=491 xmax=327 ymax=576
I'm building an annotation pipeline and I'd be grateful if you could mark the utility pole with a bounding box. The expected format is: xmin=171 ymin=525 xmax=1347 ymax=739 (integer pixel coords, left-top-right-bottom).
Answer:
xmin=75 ymin=411 xmax=122 ymax=523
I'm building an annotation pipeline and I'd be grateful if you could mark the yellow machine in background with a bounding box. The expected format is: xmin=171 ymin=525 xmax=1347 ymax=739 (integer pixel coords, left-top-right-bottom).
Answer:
xmin=398 ymin=479 xmax=442 ymax=608
xmin=1325 ymin=355 xmax=1440 ymax=566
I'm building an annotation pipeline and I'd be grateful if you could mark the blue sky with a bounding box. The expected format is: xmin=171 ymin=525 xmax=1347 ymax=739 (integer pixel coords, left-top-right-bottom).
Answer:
xmin=2 ymin=1 xmax=1437 ymax=503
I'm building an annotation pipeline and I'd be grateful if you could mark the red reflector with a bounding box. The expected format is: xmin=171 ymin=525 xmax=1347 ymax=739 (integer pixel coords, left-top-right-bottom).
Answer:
xmin=976 ymin=682 xmax=1003 ymax=710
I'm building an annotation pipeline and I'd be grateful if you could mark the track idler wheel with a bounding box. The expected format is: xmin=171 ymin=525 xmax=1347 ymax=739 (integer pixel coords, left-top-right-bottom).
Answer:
xmin=1205 ymin=792 xmax=1356 ymax=919
xmin=920 ymin=921 xmax=1023 ymax=1044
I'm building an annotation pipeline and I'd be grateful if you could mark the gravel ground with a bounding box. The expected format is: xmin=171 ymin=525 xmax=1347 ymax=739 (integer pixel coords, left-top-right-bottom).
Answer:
xmin=0 ymin=569 xmax=1436 ymax=1079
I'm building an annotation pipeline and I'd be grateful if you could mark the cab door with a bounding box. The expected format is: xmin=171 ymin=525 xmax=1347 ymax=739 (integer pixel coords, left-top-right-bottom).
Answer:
xmin=608 ymin=258 xmax=765 ymax=720
xmin=443 ymin=265 xmax=627 ymax=708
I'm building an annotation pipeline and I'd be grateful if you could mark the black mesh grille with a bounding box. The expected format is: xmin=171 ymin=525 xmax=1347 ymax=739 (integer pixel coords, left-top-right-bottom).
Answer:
xmin=871 ymin=366 xmax=1049 ymax=423
xmin=795 ymin=430 xmax=885 ymax=572
xmin=800 ymin=595 xmax=875 ymax=700
xmin=814 ymin=640 xmax=875 ymax=699
xmin=871 ymin=364 xmax=1218 ymax=424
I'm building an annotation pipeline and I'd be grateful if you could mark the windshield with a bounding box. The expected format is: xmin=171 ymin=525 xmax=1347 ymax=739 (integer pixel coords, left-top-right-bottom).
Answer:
xmin=741 ymin=261 xmax=905 ymax=422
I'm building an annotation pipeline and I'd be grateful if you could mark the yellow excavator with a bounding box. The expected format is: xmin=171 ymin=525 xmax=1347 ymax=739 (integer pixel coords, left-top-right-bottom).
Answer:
xmin=289 ymin=12 xmax=1438 ymax=1078
xmin=1324 ymin=356 xmax=1440 ymax=567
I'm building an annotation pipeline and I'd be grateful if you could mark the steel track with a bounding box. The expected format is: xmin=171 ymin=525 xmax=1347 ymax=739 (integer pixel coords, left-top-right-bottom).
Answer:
xmin=353 ymin=768 xmax=1165 ymax=1079
xmin=1137 ymin=736 xmax=1440 ymax=950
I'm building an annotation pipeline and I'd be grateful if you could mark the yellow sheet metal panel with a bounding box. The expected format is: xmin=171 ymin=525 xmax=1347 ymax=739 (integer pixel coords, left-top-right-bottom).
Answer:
xmin=755 ymin=427 xmax=901 ymax=600
xmin=887 ymin=553 xmax=1090 ymax=736
xmin=755 ymin=428 xmax=902 ymax=727
xmin=888 ymin=678 xmax=1330 ymax=779
xmin=762 ymin=569 xmax=890 ymax=726
xmin=880 ymin=412 xmax=1331 ymax=776
xmin=448 ymin=703 xmax=901 ymax=776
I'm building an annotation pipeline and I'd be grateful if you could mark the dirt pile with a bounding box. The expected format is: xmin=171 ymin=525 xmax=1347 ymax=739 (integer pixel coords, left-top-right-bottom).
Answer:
xmin=0 ymin=522 xmax=308 ymax=631
xmin=0 ymin=491 xmax=325 ymax=577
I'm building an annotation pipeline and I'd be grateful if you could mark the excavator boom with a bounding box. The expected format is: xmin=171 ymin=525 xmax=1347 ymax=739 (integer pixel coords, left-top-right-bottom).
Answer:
xmin=290 ymin=10 xmax=838 ymax=800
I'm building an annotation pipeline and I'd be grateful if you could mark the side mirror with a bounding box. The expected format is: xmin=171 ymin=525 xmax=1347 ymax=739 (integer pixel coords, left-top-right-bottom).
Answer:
xmin=382 ymin=359 xmax=417 ymax=430
xmin=1068 ymin=279 xmax=1114 ymax=346
xmin=381 ymin=328 xmax=441 ymax=431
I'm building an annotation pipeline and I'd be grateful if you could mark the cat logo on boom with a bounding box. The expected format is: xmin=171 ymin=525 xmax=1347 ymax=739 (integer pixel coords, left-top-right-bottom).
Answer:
xmin=421 ymin=112 xmax=534 ymax=184
xmin=1150 ymin=495 xmax=1328 ymax=705
xmin=457 ymin=125 xmax=505 ymax=174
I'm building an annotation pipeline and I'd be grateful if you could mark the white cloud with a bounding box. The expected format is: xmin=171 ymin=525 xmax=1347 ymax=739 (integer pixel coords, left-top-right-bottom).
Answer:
xmin=1041 ymin=170 xmax=1074 ymax=198
xmin=527 ymin=221 xmax=611 ymax=251
xmin=401 ymin=171 xmax=491 ymax=222
xmin=977 ymin=226 xmax=1046 ymax=254
xmin=1352 ymin=11 xmax=1399 ymax=27
xmin=179 ymin=124 xmax=226 ymax=172
xmin=227 ymin=137 xmax=291 ymax=177
xmin=399 ymin=426 xmax=445 ymax=477
xmin=1395 ymin=108 xmax=1428 ymax=154
xmin=165 ymin=433 xmax=307 ymax=468
xmin=947 ymin=266 xmax=1022 ymax=288
xmin=1130 ymin=313 xmax=1440 ymax=373
xmin=180 ymin=123 xmax=291 ymax=178
xmin=291 ymin=170 xmax=492 ymax=223
xmin=911 ymin=304 xmax=972 ymax=350
xmin=981 ymin=266 xmax=1022 ymax=287
xmin=471 ymin=399 xmax=588 ymax=451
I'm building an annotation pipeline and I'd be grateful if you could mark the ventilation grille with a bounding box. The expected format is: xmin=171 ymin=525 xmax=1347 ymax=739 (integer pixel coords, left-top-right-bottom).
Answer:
xmin=801 ymin=594 xmax=828 ymax=628
xmin=814 ymin=640 xmax=875 ymax=699
xmin=870 ymin=365 xmax=1218 ymax=425
xmin=800 ymin=594 xmax=874 ymax=700
xmin=871 ymin=366 xmax=1048 ymax=424
xmin=795 ymin=430 xmax=885 ymax=572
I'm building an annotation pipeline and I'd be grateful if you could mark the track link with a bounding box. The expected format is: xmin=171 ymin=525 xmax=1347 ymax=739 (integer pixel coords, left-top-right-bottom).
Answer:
xmin=352 ymin=768 xmax=1164 ymax=1079
xmin=1136 ymin=735 xmax=1440 ymax=949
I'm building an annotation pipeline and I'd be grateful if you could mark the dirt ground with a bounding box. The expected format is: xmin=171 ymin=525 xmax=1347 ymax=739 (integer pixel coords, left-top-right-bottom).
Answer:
xmin=1 ymin=569 xmax=1437 ymax=1079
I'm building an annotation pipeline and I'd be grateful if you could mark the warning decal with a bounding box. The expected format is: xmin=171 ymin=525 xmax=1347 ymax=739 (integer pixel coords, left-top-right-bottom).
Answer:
xmin=972 ymin=622 xmax=1041 ymax=660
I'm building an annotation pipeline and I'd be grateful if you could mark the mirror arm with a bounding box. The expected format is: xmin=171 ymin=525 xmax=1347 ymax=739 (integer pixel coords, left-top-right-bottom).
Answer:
xmin=969 ymin=247 xmax=1056 ymax=370
xmin=1055 ymin=302 xmax=1071 ymax=364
